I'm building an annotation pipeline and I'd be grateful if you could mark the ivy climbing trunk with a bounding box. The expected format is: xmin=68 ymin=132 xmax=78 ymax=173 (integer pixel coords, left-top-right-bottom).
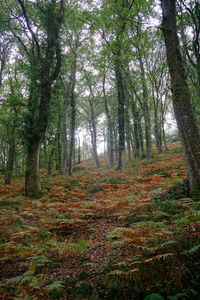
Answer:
xmin=17 ymin=0 xmax=65 ymax=197
xmin=161 ymin=0 xmax=200 ymax=195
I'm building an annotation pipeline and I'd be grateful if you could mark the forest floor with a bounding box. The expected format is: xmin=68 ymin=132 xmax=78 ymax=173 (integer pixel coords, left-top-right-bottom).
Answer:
xmin=0 ymin=142 xmax=200 ymax=300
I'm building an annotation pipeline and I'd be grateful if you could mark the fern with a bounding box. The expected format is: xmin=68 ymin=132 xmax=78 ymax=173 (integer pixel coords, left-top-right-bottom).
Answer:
xmin=181 ymin=243 xmax=200 ymax=255
xmin=144 ymin=293 xmax=164 ymax=300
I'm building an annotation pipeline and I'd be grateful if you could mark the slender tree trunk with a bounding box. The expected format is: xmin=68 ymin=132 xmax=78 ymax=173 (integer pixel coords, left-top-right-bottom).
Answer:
xmin=43 ymin=139 xmax=48 ymax=169
xmin=125 ymin=104 xmax=132 ymax=161
xmin=68 ymin=50 xmax=77 ymax=175
xmin=103 ymin=74 xmax=114 ymax=167
xmin=153 ymin=97 xmax=162 ymax=153
xmin=113 ymin=125 xmax=119 ymax=162
xmin=62 ymin=93 xmax=68 ymax=175
xmin=126 ymin=133 xmax=131 ymax=161
xmin=48 ymin=142 xmax=56 ymax=175
xmin=129 ymin=132 xmax=135 ymax=157
xmin=15 ymin=152 xmax=20 ymax=176
xmin=138 ymin=117 xmax=145 ymax=158
xmin=161 ymin=0 xmax=200 ymax=195
xmin=22 ymin=155 xmax=25 ymax=174
xmin=131 ymin=96 xmax=140 ymax=158
xmin=161 ymin=102 xmax=168 ymax=151
xmin=5 ymin=139 xmax=15 ymax=184
xmin=138 ymin=53 xmax=153 ymax=159
xmin=78 ymin=136 xmax=81 ymax=164
xmin=89 ymin=112 xmax=100 ymax=168
xmin=57 ymin=101 xmax=62 ymax=175
xmin=115 ymin=58 xmax=125 ymax=169
xmin=5 ymin=108 xmax=18 ymax=184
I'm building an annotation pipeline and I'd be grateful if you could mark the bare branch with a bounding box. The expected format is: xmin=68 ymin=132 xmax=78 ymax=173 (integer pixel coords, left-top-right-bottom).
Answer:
xmin=17 ymin=0 xmax=41 ymax=58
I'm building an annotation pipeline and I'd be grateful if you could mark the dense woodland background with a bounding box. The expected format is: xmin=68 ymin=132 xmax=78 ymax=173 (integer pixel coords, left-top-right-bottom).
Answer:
xmin=1 ymin=1 xmax=200 ymax=299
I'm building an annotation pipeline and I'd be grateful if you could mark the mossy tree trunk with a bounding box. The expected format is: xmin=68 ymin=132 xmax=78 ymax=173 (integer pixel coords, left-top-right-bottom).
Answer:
xmin=14 ymin=0 xmax=65 ymax=198
xmin=161 ymin=0 xmax=200 ymax=195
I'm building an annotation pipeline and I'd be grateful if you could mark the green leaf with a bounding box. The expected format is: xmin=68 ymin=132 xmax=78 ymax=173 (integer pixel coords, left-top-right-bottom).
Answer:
xmin=181 ymin=243 xmax=200 ymax=255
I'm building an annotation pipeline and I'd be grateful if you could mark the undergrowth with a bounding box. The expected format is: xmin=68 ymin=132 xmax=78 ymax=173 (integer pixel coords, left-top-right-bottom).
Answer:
xmin=0 ymin=142 xmax=200 ymax=299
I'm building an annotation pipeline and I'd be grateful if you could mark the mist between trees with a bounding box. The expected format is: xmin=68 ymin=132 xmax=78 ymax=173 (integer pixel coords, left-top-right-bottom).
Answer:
xmin=0 ymin=0 xmax=199 ymax=198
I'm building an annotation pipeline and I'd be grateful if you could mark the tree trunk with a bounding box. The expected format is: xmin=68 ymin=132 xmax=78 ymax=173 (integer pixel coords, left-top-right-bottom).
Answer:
xmin=103 ymin=73 xmax=114 ymax=167
xmin=161 ymin=0 xmax=200 ymax=195
xmin=78 ymin=136 xmax=81 ymax=164
xmin=4 ymin=108 xmax=18 ymax=184
xmin=25 ymin=139 xmax=41 ymax=198
xmin=15 ymin=151 xmax=20 ymax=177
xmin=68 ymin=48 xmax=78 ymax=175
xmin=161 ymin=109 xmax=168 ymax=151
xmin=138 ymin=53 xmax=153 ymax=159
xmin=138 ymin=117 xmax=145 ymax=158
xmin=115 ymin=58 xmax=125 ymax=170
xmin=57 ymin=101 xmax=62 ymax=175
xmin=62 ymin=91 xmax=68 ymax=175
xmin=131 ymin=96 xmax=140 ymax=158
xmin=153 ymin=97 xmax=162 ymax=153
xmin=113 ymin=125 xmax=119 ymax=162
xmin=89 ymin=115 xmax=100 ymax=168
xmin=5 ymin=139 xmax=15 ymax=184
xmin=125 ymin=106 xmax=132 ymax=161
xmin=48 ymin=142 xmax=56 ymax=175
xmin=16 ymin=0 xmax=65 ymax=198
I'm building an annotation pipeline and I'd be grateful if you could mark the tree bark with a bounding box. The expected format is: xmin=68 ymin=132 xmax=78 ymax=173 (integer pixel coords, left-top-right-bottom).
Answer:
xmin=138 ymin=52 xmax=153 ymax=159
xmin=131 ymin=95 xmax=140 ymax=158
xmin=103 ymin=73 xmax=114 ymax=167
xmin=89 ymin=105 xmax=100 ymax=168
xmin=25 ymin=139 xmax=41 ymax=197
xmin=161 ymin=0 xmax=200 ymax=195
xmin=16 ymin=0 xmax=64 ymax=198
xmin=5 ymin=138 xmax=15 ymax=184
xmin=153 ymin=90 xmax=162 ymax=153
xmin=78 ymin=136 xmax=81 ymax=164
xmin=62 ymin=101 xmax=68 ymax=175
xmin=68 ymin=50 xmax=77 ymax=176
xmin=115 ymin=57 xmax=126 ymax=169
xmin=57 ymin=100 xmax=62 ymax=174
xmin=160 ymin=100 xmax=168 ymax=151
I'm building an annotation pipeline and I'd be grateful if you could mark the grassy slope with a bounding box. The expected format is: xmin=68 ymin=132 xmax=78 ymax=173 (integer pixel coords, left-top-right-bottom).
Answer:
xmin=0 ymin=142 xmax=200 ymax=299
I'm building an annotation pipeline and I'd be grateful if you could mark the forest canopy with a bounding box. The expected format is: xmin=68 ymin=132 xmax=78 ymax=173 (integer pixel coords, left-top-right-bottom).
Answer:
xmin=1 ymin=1 xmax=200 ymax=299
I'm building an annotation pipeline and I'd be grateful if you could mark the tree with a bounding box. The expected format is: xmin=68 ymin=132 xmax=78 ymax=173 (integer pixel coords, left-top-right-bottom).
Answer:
xmin=82 ymin=71 xmax=101 ymax=168
xmin=6 ymin=0 xmax=64 ymax=197
xmin=102 ymin=70 xmax=114 ymax=167
xmin=161 ymin=0 xmax=200 ymax=196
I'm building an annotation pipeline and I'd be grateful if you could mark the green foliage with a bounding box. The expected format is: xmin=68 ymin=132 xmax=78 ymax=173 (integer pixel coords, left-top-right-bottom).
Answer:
xmin=144 ymin=293 xmax=164 ymax=300
xmin=45 ymin=279 xmax=64 ymax=298
xmin=152 ymin=179 xmax=189 ymax=205
xmin=69 ymin=283 xmax=96 ymax=300
xmin=88 ymin=176 xmax=131 ymax=193
xmin=181 ymin=242 xmax=200 ymax=256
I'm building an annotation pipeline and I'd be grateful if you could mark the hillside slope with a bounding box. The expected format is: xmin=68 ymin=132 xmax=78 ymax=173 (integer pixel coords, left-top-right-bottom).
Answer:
xmin=0 ymin=142 xmax=200 ymax=299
